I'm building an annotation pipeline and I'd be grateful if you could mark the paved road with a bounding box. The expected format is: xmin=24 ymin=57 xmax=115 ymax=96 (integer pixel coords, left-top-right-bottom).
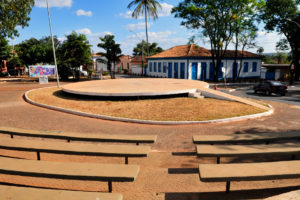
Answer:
xmin=223 ymin=85 xmax=300 ymax=106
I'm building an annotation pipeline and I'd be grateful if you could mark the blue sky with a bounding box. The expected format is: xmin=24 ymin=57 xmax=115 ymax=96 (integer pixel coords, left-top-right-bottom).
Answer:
xmin=11 ymin=0 xmax=285 ymax=55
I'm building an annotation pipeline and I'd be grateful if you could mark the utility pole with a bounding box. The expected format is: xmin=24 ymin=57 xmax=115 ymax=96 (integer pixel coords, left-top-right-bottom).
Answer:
xmin=46 ymin=0 xmax=60 ymax=87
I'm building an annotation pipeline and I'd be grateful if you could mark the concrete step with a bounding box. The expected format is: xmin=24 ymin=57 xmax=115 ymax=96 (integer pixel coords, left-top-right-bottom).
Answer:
xmin=188 ymin=92 xmax=204 ymax=99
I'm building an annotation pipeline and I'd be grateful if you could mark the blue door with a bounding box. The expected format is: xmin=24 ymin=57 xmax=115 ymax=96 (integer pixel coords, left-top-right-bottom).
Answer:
xmin=209 ymin=63 xmax=214 ymax=80
xmin=233 ymin=62 xmax=238 ymax=79
xmin=168 ymin=62 xmax=172 ymax=78
xmin=180 ymin=63 xmax=185 ymax=79
xmin=201 ymin=62 xmax=207 ymax=80
xmin=266 ymin=70 xmax=275 ymax=80
xmin=174 ymin=63 xmax=178 ymax=79
xmin=218 ymin=62 xmax=224 ymax=79
xmin=191 ymin=62 xmax=198 ymax=80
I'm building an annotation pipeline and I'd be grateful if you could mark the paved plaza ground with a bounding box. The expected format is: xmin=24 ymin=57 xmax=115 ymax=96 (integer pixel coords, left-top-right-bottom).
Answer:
xmin=0 ymin=82 xmax=300 ymax=199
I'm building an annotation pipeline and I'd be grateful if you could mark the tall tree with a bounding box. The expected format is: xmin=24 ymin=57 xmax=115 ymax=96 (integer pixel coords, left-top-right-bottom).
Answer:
xmin=231 ymin=0 xmax=263 ymax=81
xmin=0 ymin=36 xmax=11 ymax=73
xmin=173 ymin=0 xmax=238 ymax=81
xmin=58 ymin=32 xmax=91 ymax=80
xmin=16 ymin=36 xmax=60 ymax=66
xmin=133 ymin=40 xmax=163 ymax=56
xmin=0 ymin=0 xmax=35 ymax=38
xmin=0 ymin=37 xmax=11 ymax=62
xmin=128 ymin=0 xmax=162 ymax=56
xmin=173 ymin=0 xmax=263 ymax=81
xmin=260 ymin=0 xmax=300 ymax=82
xmin=97 ymin=34 xmax=122 ymax=79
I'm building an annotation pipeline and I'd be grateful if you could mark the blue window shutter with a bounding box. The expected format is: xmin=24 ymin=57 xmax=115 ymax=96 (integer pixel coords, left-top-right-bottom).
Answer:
xmin=149 ymin=62 xmax=152 ymax=72
xmin=252 ymin=62 xmax=257 ymax=72
xmin=154 ymin=62 xmax=157 ymax=72
xmin=243 ymin=62 xmax=248 ymax=72
xmin=163 ymin=62 xmax=167 ymax=73
xmin=158 ymin=62 xmax=161 ymax=72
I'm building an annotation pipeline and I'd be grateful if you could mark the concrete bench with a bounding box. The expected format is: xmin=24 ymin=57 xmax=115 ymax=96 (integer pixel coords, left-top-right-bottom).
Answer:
xmin=0 ymin=127 xmax=157 ymax=145
xmin=0 ymin=157 xmax=139 ymax=192
xmin=199 ymin=160 xmax=300 ymax=193
xmin=0 ymin=138 xmax=150 ymax=164
xmin=193 ymin=131 xmax=300 ymax=145
xmin=0 ymin=185 xmax=123 ymax=200
xmin=196 ymin=143 xmax=300 ymax=164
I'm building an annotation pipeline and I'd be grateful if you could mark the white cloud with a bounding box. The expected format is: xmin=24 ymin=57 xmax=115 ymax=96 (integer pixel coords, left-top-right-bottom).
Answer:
xmin=120 ymin=3 xmax=173 ymax=19
xmin=35 ymin=0 xmax=72 ymax=8
xmin=125 ymin=22 xmax=152 ymax=31
xmin=121 ymin=30 xmax=187 ymax=55
xmin=158 ymin=3 xmax=173 ymax=17
xmin=255 ymin=31 xmax=283 ymax=53
xmin=73 ymin=28 xmax=114 ymax=51
xmin=76 ymin=28 xmax=92 ymax=35
xmin=76 ymin=9 xmax=92 ymax=17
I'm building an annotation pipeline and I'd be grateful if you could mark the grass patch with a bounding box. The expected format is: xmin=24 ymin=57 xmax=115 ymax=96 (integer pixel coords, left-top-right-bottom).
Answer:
xmin=28 ymin=87 xmax=266 ymax=121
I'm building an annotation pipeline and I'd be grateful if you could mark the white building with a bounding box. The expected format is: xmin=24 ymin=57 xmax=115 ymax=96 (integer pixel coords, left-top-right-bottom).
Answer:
xmin=146 ymin=45 xmax=262 ymax=80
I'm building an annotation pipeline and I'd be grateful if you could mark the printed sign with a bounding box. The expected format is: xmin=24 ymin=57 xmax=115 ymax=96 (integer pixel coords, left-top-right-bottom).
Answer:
xmin=39 ymin=76 xmax=49 ymax=84
xmin=29 ymin=65 xmax=56 ymax=77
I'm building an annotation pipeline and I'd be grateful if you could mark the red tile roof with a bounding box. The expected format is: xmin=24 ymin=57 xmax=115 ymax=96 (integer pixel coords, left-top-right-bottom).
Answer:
xmin=148 ymin=44 xmax=261 ymax=59
xmin=131 ymin=55 xmax=148 ymax=64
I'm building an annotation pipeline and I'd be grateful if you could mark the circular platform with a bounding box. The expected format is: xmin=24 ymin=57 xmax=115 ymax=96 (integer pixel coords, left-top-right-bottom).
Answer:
xmin=62 ymin=78 xmax=209 ymax=97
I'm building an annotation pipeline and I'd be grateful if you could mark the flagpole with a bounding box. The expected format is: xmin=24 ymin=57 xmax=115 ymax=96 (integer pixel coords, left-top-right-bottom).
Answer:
xmin=46 ymin=0 xmax=60 ymax=87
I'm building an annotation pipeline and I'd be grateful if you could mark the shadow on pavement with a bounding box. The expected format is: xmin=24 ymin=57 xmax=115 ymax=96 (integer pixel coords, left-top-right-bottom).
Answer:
xmin=165 ymin=186 xmax=300 ymax=200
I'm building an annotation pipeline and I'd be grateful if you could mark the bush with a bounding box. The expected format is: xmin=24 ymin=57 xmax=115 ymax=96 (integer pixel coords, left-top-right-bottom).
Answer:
xmin=103 ymin=71 xmax=109 ymax=76
xmin=58 ymin=64 xmax=72 ymax=80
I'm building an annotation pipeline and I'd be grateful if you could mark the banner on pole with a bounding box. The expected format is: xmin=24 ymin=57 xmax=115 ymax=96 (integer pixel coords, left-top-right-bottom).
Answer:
xmin=29 ymin=65 xmax=56 ymax=77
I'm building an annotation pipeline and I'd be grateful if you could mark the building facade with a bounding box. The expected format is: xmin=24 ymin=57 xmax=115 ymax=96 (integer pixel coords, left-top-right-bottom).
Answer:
xmin=146 ymin=45 xmax=262 ymax=81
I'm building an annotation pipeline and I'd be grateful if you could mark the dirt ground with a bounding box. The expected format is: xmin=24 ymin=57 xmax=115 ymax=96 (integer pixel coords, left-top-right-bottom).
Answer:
xmin=0 ymin=82 xmax=300 ymax=200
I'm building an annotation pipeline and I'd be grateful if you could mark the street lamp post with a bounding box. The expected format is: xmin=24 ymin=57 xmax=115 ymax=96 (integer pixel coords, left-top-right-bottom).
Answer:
xmin=46 ymin=0 xmax=60 ymax=87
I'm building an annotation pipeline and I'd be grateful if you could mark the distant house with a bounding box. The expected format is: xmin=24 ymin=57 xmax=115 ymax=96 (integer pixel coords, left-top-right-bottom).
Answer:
xmin=91 ymin=53 xmax=117 ymax=73
xmin=146 ymin=45 xmax=262 ymax=81
xmin=261 ymin=64 xmax=290 ymax=81
xmin=117 ymin=55 xmax=132 ymax=73
xmin=130 ymin=55 xmax=147 ymax=75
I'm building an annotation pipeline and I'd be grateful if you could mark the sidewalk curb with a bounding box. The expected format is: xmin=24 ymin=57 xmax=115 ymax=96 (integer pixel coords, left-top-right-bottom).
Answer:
xmin=24 ymin=87 xmax=274 ymax=125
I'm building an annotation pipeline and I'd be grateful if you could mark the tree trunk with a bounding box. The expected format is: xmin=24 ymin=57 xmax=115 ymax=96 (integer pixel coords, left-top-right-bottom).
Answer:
xmin=237 ymin=46 xmax=245 ymax=81
xmin=144 ymin=7 xmax=150 ymax=57
xmin=233 ymin=29 xmax=239 ymax=82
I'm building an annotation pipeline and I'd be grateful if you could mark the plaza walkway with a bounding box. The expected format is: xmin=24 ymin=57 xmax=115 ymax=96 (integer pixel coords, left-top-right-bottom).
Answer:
xmin=0 ymin=82 xmax=300 ymax=200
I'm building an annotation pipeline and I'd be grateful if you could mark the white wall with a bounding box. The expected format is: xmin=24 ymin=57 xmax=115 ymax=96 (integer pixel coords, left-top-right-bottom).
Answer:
xmin=148 ymin=58 xmax=261 ymax=80
xmin=131 ymin=64 xmax=143 ymax=75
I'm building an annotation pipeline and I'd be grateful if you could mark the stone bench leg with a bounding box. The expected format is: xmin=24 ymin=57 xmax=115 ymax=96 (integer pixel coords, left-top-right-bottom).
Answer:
xmin=226 ymin=181 xmax=230 ymax=193
xmin=108 ymin=181 xmax=112 ymax=193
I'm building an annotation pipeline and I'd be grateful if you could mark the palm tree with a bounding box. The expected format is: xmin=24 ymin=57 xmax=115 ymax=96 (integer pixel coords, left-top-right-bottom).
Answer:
xmin=128 ymin=0 xmax=162 ymax=57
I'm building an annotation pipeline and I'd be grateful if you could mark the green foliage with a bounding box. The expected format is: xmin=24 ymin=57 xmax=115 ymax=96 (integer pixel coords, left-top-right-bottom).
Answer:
xmin=58 ymin=32 xmax=92 ymax=80
xmin=0 ymin=36 xmax=11 ymax=62
xmin=133 ymin=40 xmax=163 ymax=56
xmin=172 ymin=0 xmax=262 ymax=81
xmin=0 ymin=0 xmax=35 ymax=38
xmin=16 ymin=36 xmax=60 ymax=66
xmin=128 ymin=0 xmax=162 ymax=56
xmin=260 ymin=0 xmax=300 ymax=80
xmin=97 ymin=34 xmax=122 ymax=79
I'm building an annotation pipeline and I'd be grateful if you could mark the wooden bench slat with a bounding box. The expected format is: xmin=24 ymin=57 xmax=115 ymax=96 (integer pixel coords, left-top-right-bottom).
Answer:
xmin=0 ymin=127 xmax=157 ymax=144
xmin=193 ymin=131 xmax=300 ymax=144
xmin=196 ymin=143 xmax=300 ymax=157
xmin=199 ymin=160 xmax=300 ymax=182
xmin=0 ymin=185 xmax=123 ymax=200
xmin=0 ymin=157 xmax=139 ymax=182
xmin=0 ymin=138 xmax=150 ymax=157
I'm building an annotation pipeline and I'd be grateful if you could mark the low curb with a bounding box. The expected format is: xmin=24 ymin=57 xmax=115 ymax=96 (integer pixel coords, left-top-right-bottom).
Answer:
xmin=24 ymin=87 xmax=274 ymax=125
